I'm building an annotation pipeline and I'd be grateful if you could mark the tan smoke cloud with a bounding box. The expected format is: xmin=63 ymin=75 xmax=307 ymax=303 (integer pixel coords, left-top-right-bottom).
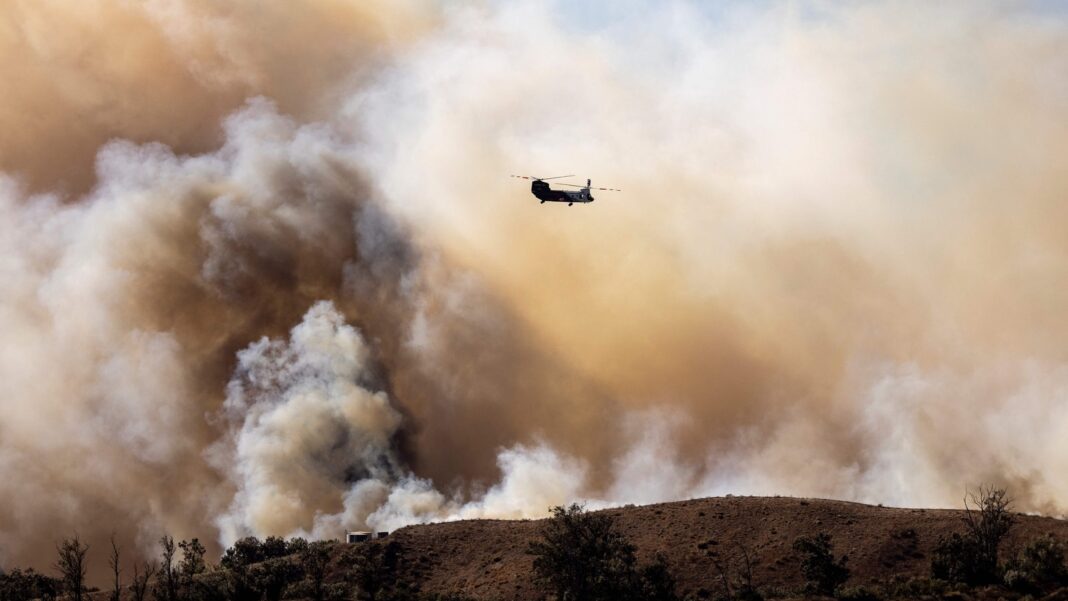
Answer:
xmin=0 ymin=0 xmax=432 ymax=194
xmin=2 ymin=0 xmax=1068 ymax=582
xmin=351 ymin=0 xmax=1068 ymax=508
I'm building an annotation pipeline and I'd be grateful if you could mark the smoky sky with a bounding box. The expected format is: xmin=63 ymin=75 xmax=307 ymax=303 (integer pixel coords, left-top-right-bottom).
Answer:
xmin=2 ymin=0 xmax=1068 ymax=582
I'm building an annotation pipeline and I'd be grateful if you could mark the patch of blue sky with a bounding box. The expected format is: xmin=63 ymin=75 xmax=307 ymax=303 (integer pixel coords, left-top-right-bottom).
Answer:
xmin=549 ymin=0 xmax=1068 ymax=32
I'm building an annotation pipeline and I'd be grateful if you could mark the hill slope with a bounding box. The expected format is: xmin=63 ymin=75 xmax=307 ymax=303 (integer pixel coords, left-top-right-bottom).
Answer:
xmin=364 ymin=496 xmax=1068 ymax=600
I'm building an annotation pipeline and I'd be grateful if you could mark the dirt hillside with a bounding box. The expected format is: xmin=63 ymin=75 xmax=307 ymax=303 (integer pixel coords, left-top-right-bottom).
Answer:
xmin=358 ymin=496 xmax=1068 ymax=600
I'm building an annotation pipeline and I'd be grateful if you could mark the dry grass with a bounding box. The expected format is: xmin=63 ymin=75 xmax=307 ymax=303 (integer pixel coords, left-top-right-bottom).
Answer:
xmin=333 ymin=496 xmax=1068 ymax=600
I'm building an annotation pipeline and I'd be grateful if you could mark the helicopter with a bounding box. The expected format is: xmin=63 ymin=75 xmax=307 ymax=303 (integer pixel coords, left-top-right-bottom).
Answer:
xmin=511 ymin=174 xmax=621 ymax=206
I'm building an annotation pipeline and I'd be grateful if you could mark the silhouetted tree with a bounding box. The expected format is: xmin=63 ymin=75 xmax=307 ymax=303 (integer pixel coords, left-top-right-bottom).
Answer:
xmin=54 ymin=535 xmax=89 ymax=601
xmin=528 ymin=503 xmax=679 ymax=601
xmin=108 ymin=535 xmax=122 ymax=601
xmin=793 ymin=533 xmax=850 ymax=596
xmin=528 ymin=503 xmax=638 ymax=601
xmin=129 ymin=561 xmax=156 ymax=601
xmin=155 ymin=536 xmax=179 ymax=601
xmin=932 ymin=486 xmax=1015 ymax=586
xmin=177 ymin=538 xmax=208 ymax=601
xmin=962 ymin=486 xmax=1014 ymax=579
xmin=179 ymin=539 xmax=207 ymax=583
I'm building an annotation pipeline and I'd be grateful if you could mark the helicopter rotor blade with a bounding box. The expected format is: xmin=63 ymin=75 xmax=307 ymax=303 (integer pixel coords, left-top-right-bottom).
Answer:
xmin=511 ymin=174 xmax=575 ymax=180
xmin=512 ymin=175 xmax=619 ymax=190
xmin=556 ymin=183 xmax=622 ymax=191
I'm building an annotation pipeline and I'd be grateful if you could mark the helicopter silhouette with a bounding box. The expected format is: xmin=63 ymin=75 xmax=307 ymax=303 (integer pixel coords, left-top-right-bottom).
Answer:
xmin=511 ymin=175 xmax=621 ymax=206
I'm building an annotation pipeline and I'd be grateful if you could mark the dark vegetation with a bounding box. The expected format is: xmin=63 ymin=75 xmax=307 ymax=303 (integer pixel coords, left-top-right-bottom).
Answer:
xmin=792 ymin=533 xmax=850 ymax=596
xmin=527 ymin=503 xmax=680 ymax=601
xmin=1 ymin=487 xmax=1067 ymax=601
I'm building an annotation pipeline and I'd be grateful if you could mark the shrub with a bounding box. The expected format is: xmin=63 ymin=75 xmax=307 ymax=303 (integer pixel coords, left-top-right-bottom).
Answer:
xmin=286 ymin=538 xmax=310 ymax=556
xmin=792 ymin=533 xmax=850 ymax=596
xmin=931 ymin=533 xmax=983 ymax=585
xmin=188 ymin=570 xmax=230 ymax=601
xmin=300 ymin=541 xmax=335 ymax=601
xmin=248 ymin=557 xmax=301 ymax=601
xmin=528 ymin=503 xmax=640 ymax=601
xmin=261 ymin=537 xmax=289 ymax=560
xmin=1004 ymin=535 xmax=1068 ymax=593
xmin=342 ymin=541 xmax=403 ymax=601
xmin=221 ymin=537 xmax=291 ymax=571
xmin=528 ymin=503 xmax=680 ymax=601
xmin=1 ymin=568 xmax=60 ymax=601
xmin=879 ymin=575 xmax=948 ymax=599
xmin=639 ymin=554 xmax=681 ymax=601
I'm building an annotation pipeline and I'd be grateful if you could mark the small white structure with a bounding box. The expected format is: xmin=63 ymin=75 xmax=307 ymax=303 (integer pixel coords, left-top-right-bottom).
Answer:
xmin=346 ymin=531 xmax=371 ymax=543
xmin=346 ymin=530 xmax=390 ymax=543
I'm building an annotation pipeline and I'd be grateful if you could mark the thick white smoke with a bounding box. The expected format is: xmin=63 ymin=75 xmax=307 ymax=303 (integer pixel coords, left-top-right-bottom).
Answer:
xmin=212 ymin=299 xmax=593 ymax=539
xmin=214 ymin=300 xmax=405 ymax=542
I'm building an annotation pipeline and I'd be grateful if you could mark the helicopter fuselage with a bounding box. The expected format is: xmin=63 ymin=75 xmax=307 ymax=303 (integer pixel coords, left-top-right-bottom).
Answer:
xmin=531 ymin=180 xmax=593 ymax=205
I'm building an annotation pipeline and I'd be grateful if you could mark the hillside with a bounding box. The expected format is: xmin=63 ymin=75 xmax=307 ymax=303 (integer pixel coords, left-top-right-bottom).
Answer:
xmin=356 ymin=496 xmax=1068 ymax=600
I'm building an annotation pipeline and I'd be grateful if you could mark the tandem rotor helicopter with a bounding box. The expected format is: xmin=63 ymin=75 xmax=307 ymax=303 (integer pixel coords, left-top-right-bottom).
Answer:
xmin=510 ymin=174 xmax=621 ymax=206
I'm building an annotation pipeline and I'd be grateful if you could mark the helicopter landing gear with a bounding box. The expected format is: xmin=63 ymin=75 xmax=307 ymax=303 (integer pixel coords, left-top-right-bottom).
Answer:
xmin=568 ymin=202 xmax=573 ymax=206
xmin=540 ymin=200 xmax=545 ymax=204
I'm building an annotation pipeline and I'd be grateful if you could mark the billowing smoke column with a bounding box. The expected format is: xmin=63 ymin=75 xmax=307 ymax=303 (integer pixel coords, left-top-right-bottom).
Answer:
xmin=2 ymin=0 xmax=1068 ymax=579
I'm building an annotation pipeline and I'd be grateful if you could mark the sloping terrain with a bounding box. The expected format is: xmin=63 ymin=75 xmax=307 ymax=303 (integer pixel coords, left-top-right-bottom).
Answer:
xmin=357 ymin=496 xmax=1068 ymax=600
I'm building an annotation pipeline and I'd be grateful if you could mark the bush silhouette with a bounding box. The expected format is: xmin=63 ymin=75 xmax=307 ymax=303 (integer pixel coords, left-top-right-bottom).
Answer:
xmin=792 ymin=532 xmax=850 ymax=595
xmin=1 ymin=568 xmax=59 ymax=601
xmin=931 ymin=533 xmax=983 ymax=585
xmin=528 ymin=503 xmax=679 ymax=601
xmin=341 ymin=541 xmax=404 ymax=601
xmin=300 ymin=541 xmax=335 ymax=601
xmin=1003 ymin=534 xmax=1068 ymax=593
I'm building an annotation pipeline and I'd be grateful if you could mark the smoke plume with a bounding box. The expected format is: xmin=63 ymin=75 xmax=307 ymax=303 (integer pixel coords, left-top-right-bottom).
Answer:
xmin=2 ymin=0 xmax=1068 ymax=579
